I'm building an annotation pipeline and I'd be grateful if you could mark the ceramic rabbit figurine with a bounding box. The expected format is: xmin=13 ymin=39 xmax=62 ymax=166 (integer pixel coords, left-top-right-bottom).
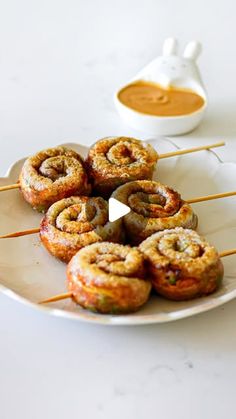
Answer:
xmin=134 ymin=38 xmax=206 ymax=98
xmin=115 ymin=37 xmax=207 ymax=135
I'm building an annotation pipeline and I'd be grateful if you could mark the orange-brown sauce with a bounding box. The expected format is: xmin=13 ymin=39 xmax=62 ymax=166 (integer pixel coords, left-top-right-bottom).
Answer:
xmin=118 ymin=81 xmax=205 ymax=117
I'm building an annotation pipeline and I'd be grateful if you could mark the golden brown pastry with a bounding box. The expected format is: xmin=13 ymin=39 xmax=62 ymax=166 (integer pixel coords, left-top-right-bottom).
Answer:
xmin=40 ymin=196 xmax=123 ymax=263
xmin=112 ymin=180 xmax=198 ymax=245
xmin=67 ymin=242 xmax=151 ymax=314
xmin=19 ymin=146 xmax=90 ymax=212
xmin=86 ymin=136 xmax=158 ymax=197
xmin=140 ymin=227 xmax=224 ymax=300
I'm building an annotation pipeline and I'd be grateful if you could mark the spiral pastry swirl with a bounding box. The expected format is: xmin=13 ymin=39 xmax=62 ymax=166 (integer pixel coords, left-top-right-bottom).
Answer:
xmin=67 ymin=242 xmax=151 ymax=314
xmin=19 ymin=147 xmax=91 ymax=212
xmin=86 ymin=136 xmax=158 ymax=197
xmin=40 ymin=196 xmax=123 ymax=263
xmin=140 ymin=228 xmax=224 ymax=300
xmin=112 ymin=180 xmax=198 ymax=245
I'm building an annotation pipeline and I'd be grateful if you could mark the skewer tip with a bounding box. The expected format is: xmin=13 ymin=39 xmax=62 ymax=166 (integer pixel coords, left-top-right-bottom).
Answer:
xmin=0 ymin=183 xmax=20 ymax=192
xmin=39 ymin=291 xmax=73 ymax=305
xmin=0 ymin=228 xmax=40 ymax=239
xmin=220 ymin=249 xmax=236 ymax=258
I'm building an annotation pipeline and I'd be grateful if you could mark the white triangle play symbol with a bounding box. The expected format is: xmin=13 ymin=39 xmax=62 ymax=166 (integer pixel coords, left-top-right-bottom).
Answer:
xmin=108 ymin=197 xmax=131 ymax=222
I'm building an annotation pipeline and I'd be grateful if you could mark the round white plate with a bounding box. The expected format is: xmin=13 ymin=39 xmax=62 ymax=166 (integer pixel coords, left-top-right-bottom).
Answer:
xmin=0 ymin=138 xmax=236 ymax=326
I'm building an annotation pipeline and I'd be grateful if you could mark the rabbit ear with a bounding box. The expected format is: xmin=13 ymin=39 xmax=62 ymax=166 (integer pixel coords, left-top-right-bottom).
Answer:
xmin=163 ymin=37 xmax=178 ymax=56
xmin=183 ymin=41 xmax=202 ymax=60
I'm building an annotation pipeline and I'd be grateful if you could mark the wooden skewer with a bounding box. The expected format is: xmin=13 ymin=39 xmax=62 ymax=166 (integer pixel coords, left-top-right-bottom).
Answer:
xmin=158 ymin=141 xmax=225 ymax=159
xmin=39 ymin=292 xmax=73 ymax=304
xmin=1 ymin=190 xmax=236 ymax=239
xmin=0 ymin=228 xmax=40 ymax=239
xmin=219 ymin=249 xmax=236 ymax=258
xmin=0 ymin=183 xmax=20 ymax=192
xmin=39 ymin=248 xmax=236 ymax=305
xmin=186 ymin=190 xmax=236 ymax=204
xmin=0 ymin=142 xmax=225 ymax=193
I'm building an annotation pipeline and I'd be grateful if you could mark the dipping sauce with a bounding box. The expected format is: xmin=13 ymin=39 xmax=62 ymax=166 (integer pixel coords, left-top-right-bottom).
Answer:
xmin=118 ymin=81 xmax=205 ymax=117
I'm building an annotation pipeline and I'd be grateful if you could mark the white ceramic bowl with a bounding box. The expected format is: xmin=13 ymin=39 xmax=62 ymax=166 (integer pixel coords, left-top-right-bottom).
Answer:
xmin=115 ymin=38 xmax=207 ymax=136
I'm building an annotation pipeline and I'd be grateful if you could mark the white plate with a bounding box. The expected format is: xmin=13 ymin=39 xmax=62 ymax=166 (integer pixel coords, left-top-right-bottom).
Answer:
xmin=0 ymin=138 xmax=236 ymax=326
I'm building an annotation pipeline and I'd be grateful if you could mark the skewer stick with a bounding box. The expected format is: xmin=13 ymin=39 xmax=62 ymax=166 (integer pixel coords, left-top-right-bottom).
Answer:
xmin=0 ymin=142 xmax=225 ymax=193
xmin=0 ymin=228 xmax=40 ymax=239
xmin=0 ymin=183 xmax=20 ymax=192
xmin=39 ymin=292 xmax=73 ymax=304
xmin=219 ymin=249 xmax=236 ymax=258
xmin=1 ymin=190 xmax=236 ymax=239
xmin=186 ymin=191 xmax=236 ymax=204
xmin=158 ymin=141 xmax=225 ymax=159
xmin=39 ymin=248 xmax=236 ymax=305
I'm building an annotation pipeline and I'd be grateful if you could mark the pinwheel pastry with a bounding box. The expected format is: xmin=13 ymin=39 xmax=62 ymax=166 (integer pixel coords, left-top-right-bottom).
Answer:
xmin=40 ymin=196 xmax=123 ymax=263
xmin=139 ymin=227 xmax=224 ymax=300
xmin=112 ymin=180 xmax=198 ymax=245
xmin=86 ymin=136 xmax=158 ymax=197
xmin=19 ymin=146 xmax=91 ymax=212
xmin=67 ymin=242 xmax=152 ymax=313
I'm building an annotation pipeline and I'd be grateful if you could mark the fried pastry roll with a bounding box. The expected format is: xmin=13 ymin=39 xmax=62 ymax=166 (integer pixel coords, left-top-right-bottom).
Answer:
xmin=112 ymin=180 xmax=198 ymax=244
xmin=140 ymin=227 xmax=224 ymax=300
xmin=19 ymin=146 xmax=90 ymax=212
xmin=67 ymin=242 xmax=151 ymax=313
xmin=40 ymin=196 xmax=123 ymax=263
xmin=86 ymin=136 xmax=158 ymax=197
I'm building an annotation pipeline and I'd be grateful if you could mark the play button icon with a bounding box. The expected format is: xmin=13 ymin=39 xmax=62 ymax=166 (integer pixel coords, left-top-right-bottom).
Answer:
xmin=108 ymin=197 xmax=131 ymax=222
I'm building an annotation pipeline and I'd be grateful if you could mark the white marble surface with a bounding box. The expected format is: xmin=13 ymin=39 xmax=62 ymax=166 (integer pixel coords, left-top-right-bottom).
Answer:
xmin=0 ymin=1 xmax=236 ymax=418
